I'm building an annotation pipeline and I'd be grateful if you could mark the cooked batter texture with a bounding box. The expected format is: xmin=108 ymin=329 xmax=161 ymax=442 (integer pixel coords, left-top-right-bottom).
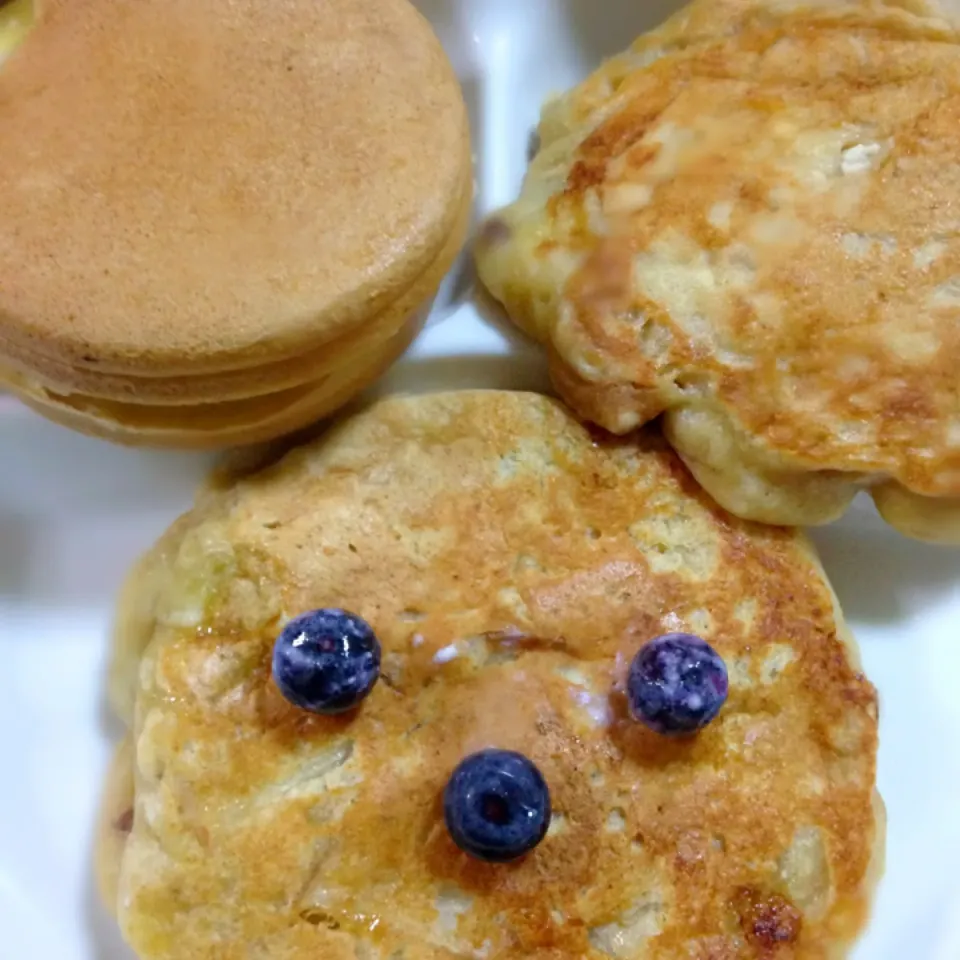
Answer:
xmin=99 ymin=391 xmax=882 ymax=960
xmin=477 ymin=0 xmax=960 ymax=540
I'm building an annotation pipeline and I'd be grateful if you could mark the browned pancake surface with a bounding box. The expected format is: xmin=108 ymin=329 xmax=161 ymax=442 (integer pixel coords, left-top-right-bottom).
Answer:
xmin=0 ymin=0 xmax=469 ymax=373
xmin=476 ymin=0 xmax=960 ymax=537
xmin=104 ymin=391 xmax=881 ymax=960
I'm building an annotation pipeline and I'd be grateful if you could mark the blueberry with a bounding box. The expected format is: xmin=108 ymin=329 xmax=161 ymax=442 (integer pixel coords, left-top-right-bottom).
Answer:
xmin=627 ymin=633 xmax=728 ymax=736
xmin=443 ymin=749 xmax=551 ymax=863
xmin=272 ymin=609 xmax=381 ymax=715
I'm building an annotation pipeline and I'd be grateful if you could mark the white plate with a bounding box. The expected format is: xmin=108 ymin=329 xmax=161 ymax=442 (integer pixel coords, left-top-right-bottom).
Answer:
xmin=2 ymin=2 xmax=959 ymax=958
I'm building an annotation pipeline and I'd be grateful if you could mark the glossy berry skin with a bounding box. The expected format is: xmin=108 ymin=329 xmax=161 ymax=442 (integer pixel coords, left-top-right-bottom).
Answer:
xmin=272 ymin=609 xmax=381 ymax=715
xmin=443 ymin=749 xmax=551 ymax=863
xmin=627 ymin=633 xmax=728 ymax=736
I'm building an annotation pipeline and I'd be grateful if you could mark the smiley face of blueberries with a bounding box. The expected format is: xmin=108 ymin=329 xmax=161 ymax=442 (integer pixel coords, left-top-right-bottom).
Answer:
xmin=273 ymin=609 xmax=726 ymax=863
xmin=272 ymin=608 xmax=381 ymax=715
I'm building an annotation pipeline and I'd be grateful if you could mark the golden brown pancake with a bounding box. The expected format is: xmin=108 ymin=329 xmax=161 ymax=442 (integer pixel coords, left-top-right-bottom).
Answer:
xmin=100 ymin=391 xmax=882 ymax=959
xmin=475 ymin=0 xmax=960 ymax=541
xmin=0 ymin=0 xmax=471 ymax=446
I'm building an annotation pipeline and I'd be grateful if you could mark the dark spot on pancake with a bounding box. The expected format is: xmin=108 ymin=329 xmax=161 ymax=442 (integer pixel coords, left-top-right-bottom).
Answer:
xmin=527 ymin=128 xmax=541 ymax=162
xmin=300 ymin=908 xmax=340 ymax=930
xmin=114 ymin=808 xmax=134 ymax=834
xmin=380 ymin=671 xmax=402 ymax=694
xmin=479 ymin=216 xmax=511 ymax=247
xmin=734 ymin=888 xmax=802 ymax=948
xmin=738 ymin=178 xmax=767 ymax=209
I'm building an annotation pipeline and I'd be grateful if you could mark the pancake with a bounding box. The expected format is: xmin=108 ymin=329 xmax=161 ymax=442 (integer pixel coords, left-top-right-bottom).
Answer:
xmin=475 ymin=0 xmax=960 ymax=541
xmin=0 ymin=0 xmax=471 ymax=446
xmin=99 ymin=391 xmax=882 ymax=959
xmin=0 ymin=179 xmax=473 ymax=406
xmin=0 ymin=185 xmax=471 ymax=447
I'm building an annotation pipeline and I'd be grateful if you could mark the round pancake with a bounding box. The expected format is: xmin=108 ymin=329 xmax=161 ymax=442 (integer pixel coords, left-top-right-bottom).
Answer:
xmin=475 ymin=0 xmax=960 ymax=541
xmin=0 ymin=187 xmax=471 ymax=447
xmin=0 ymin=176 xmax=473 ymax=407
xmin=101 ymin=391 xmax=882 ymax=960
xmin=0 ymin=0 xmax=471 ymax=445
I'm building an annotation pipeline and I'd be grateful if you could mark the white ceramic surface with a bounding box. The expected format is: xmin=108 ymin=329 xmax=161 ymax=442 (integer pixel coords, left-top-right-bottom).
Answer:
xmin=1 ymin=2 xmax=959 ymax=958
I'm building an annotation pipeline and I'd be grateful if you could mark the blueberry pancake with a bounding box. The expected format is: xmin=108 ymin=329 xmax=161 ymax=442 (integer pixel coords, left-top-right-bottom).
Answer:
xmin=476 ymin=0 xmax=960 ymax=541
xmin=98 ymin=391 xmax=882 ymax=959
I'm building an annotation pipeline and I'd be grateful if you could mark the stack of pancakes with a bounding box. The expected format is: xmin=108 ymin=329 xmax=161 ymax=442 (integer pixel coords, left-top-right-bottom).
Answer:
xmin=0 ymin=0 xmax=471 ymax=447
